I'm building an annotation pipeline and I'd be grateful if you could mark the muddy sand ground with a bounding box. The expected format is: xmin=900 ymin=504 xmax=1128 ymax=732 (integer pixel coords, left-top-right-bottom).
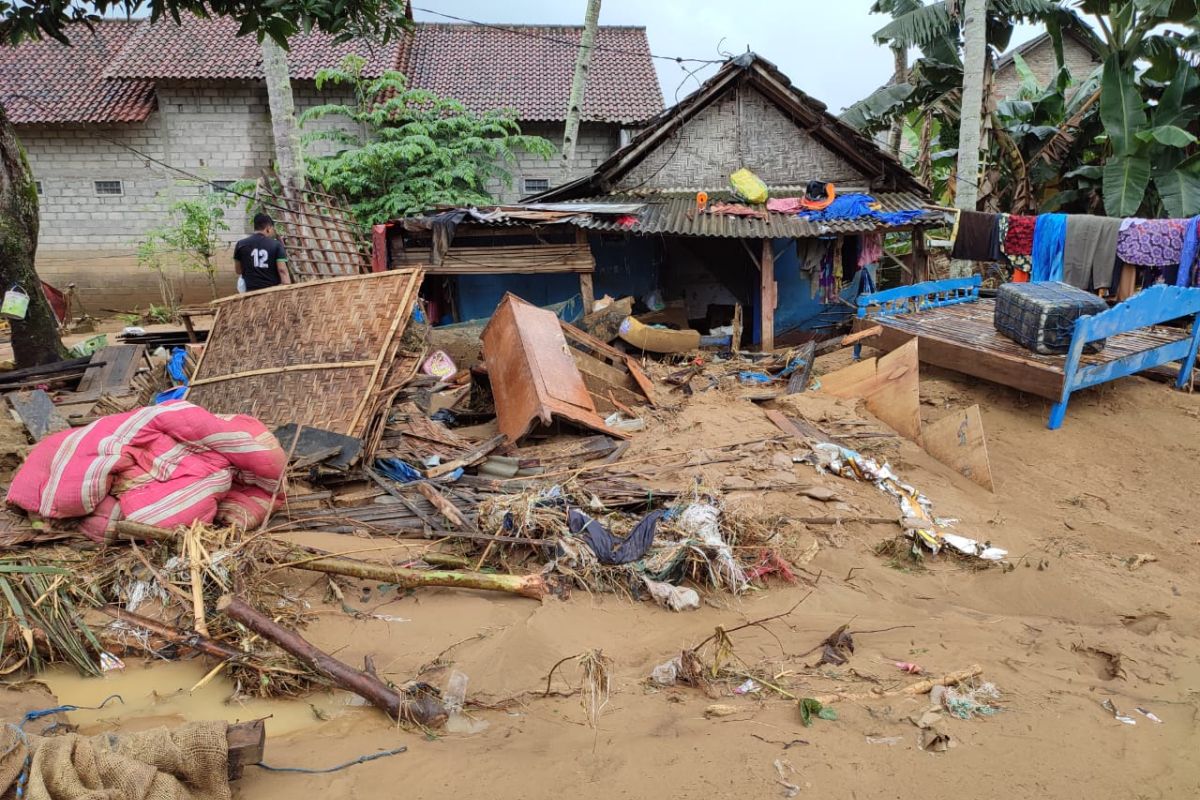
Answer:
xmin=8 ymin=356 xmax=1200 ymax=799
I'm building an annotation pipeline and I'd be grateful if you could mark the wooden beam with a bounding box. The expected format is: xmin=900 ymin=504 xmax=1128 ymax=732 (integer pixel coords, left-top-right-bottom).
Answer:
xmin=226 ymin=720 xmax=266 ymax=780
xmin=912 ymin=228 xmax=929 ymax=284
xmin=577 ymin=228 xmax=595 ymax=313
xmin=760 ymin=238 xmax=775 ymax=352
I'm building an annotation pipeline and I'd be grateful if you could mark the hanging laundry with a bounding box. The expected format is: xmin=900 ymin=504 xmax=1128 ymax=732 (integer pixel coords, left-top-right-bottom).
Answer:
xmin=818 ymin=242 xmax=837 ymax=302
xmin=767 ymin=197 xmax=805 ymax=214
xmin=706 ymin=202 xmax=768 ymax=219
xmin=1001 ymin=214 xmax=1035 ymax=274
xmin=1173 ymin=216 xmax=1200 ymax=287
xmin=1062 ymin=215 xmax=1121 ymax=291
xmin=1031 ymin=214 xmax=1067 ymax=282
xmin=857 ymin=233 xmax=884 ymax=267
xmin=1116 ymin=218 xmax=1187 ymax=267
xmin=949 ymin=210 xmax=1002 ymax=262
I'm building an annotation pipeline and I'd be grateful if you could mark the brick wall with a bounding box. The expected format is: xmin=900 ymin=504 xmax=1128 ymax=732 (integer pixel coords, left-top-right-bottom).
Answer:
xmin=491 ymin=121 xmax=620 ymax=202
xmin=20 ymin=79 xmax=620 ymax=306
xmin=21 ymin=80 xmax=359 ymax=307
xmin=993 ymin=35 xmax=1100 ymax=99
xmin=616 ymin=86 xmax=866 ymax=192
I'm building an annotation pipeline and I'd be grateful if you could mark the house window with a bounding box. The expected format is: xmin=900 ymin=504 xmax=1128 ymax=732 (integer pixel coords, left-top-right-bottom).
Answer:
xmin=209 ymin=180 xmax=236 ymax=194
xmin=94 ymin=180 xmax=123 ymax=196
xmin=34 ymin=181 xmax=43 ymax=195
xmin=522 ymin=178 xmax=550 ymax=194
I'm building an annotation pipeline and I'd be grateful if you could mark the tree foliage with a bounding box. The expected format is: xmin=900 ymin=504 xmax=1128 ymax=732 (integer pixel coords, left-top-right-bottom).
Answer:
xmin=300 ymin=55 xmax=556 ymax=223
xmin=847 ymin=0 xmax=1200 ymax=217
xmin=0 ymin=1 xmax=406 ymax=47
xmin=139 ymin=192 xmax=230 ymax=306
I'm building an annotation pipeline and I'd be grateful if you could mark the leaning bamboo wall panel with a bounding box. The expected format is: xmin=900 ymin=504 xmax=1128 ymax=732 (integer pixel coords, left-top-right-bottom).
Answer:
xmin=257 ymin=179 xmax=373 ymax=281
xmin=185 ymin=270 xmax=424 ymax=436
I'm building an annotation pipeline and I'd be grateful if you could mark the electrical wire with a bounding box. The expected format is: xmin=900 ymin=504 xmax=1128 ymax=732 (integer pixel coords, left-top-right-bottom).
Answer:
xmin=411 ymin=7 xmax=725 ymax=66
xmin=251 ymin=745 xmax=407 ymax=774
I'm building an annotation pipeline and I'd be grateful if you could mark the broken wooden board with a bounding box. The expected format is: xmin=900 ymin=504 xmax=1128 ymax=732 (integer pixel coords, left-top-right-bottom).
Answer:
xmin=561 ymin=318 xmax=656 ymax=411
xmin=922 ymin=404 xmax=994 ymax=492
xmin=273 ymin=424 xmax=363 ymax=471
xmin=70 ymin=344 xmax=146 ymax=403
xmin=817 ymin=338 xmax=922 ymax=444
xmin=6 ymin=390 xmax=69 ymax=441
xmin=482 ymin=294 xmax=629 ymax=442
xmin=579 ymin=296 xmax=634 ymax=342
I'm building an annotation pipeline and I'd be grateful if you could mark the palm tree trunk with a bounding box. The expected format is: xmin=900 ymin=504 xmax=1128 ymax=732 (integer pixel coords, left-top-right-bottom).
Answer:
xmin=888 ymin=45 xmax=908 ymax=156
xmin=0 ymin=104 xmax=66 ymax=367
xmin=955 ymin=0 xmax=987 ymax=214
xmin=261 ymin=38 xmax=305 ymax=191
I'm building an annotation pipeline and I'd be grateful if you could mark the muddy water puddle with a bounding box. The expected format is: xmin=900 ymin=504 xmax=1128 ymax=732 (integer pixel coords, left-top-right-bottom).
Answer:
xmin=39 ymin=659 xmax=361 ymax=736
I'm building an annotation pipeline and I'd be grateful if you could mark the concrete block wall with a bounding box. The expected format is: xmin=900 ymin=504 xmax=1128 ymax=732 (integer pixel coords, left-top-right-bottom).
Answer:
xmin=616 ymin=86 xmax=866 ymax=192
xmin=491 ymin=121 xmax=620 ymax=202
xmin=993 ymin=36 xmax=1100 ymax=100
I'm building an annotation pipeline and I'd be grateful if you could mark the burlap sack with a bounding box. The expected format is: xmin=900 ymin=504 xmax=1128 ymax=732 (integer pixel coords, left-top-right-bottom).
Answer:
xmin=1 ymin=721 xmax=230 ymax=800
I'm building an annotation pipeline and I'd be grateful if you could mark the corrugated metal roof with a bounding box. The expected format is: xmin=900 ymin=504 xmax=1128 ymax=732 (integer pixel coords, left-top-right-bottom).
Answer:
xmin=566 ymin=193 xmax=946 ymax=238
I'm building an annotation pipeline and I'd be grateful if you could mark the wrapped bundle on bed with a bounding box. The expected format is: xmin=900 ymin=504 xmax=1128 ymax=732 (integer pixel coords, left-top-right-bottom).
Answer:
xmin=994 ymin=281 xmax=1108 ymax=355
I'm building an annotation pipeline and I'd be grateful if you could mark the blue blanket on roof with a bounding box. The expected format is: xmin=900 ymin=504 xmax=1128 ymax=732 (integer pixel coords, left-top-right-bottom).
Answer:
xmin=796 ymin=193 xmax=927 ymax=226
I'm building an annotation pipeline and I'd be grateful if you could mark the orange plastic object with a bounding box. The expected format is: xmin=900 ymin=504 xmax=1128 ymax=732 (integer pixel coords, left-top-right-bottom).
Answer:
xmin=1011 ymin=269 xmax=1031 ymax=283
xmin=696 ymin=191 xmax=708 ymax=210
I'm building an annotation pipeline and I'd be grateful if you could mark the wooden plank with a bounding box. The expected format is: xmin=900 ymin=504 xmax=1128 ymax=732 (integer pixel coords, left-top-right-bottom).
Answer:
xmin=818 ymin=339 xmax=922 ymax=443
xmin=73 ymin=345 xmax=144 ymax=402
xmin=854 ymin=318 xmax=1065 ymax=400
xmin=923 ymin=405 xmax=994 ymax=492
xmin=1116 ymin=263 xmax=1137 ymax=301
xmin=6 ymin=389 xmax=68 ymax=441
xmin=760 ymin=238 xmax=775 ymax=351
xmin=226 ymin=719 xmax=266 ymax=780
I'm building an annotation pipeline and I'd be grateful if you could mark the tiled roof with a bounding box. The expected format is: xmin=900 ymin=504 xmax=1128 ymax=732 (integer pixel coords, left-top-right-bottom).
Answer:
xmin=565 ymin=193 xmax=944 ymax=238
xmin=397 ymin=23 xmax=663 ymax=124
xmin=1 ymin=17 xmax=662 ymax=126
xmin=105 ymin=15 xmax=401 ymax=80
xmin=0 ymin=22 xmax=155 ymax=124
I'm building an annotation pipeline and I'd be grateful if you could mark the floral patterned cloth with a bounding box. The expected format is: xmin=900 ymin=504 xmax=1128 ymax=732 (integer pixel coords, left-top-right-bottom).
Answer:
xmin=1117 ymin=218 xmax=1187 ymax=267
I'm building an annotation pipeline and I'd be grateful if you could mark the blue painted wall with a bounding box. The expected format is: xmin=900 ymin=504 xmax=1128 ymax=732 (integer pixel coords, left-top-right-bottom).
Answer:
xmin=449 ymin=233 xmax=661 ymax=321
xmin=752 ymin=237 xmax=876 ymax=343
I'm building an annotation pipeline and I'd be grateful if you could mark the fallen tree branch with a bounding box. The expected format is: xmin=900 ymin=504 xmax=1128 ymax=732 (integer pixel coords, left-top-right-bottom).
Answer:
xmin=98 ymin=606 xmax=245 ymax=661
xmin=282 ymin=552 xmax=549 ymax=600
xmin=808 ymin=664 xmax=983 ymax=705
xmin=218 ymin=594 xmax=447 ymax=728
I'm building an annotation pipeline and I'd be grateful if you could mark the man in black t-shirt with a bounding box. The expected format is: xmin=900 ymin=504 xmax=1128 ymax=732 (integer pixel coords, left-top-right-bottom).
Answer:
xmin=234 ymin=213 xmax=291 ymax=292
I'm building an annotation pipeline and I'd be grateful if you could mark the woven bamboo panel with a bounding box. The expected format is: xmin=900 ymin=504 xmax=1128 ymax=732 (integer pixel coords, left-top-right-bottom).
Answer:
xmin=257 ymin=178 xmax=372 ymax=281
xmin=186 ymin=270 xmax=423 ymax=436
xmin=393 ymin=243 xmax=595 ymax=274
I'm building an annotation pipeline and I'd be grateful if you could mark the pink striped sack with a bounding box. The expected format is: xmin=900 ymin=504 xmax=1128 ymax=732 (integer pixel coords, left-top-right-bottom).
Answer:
xmin=6 ymin=401 xmax=287 ymax=541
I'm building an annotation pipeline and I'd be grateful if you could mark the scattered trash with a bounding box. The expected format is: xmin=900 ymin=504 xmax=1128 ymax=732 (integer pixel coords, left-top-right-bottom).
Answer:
xmin=422 ymin=349 xmax=457 ymax=379
xmin=931 ymin=682 xmax=1001 ymax=719
xmin=443 ymin=670 xmax=489 ymax=734
xmin=918 ymin=729 xmax=954 ymax=752
xmin=643 ymin=577 xmax=701 ymax=612
xmin=896 ymin=661 xmax=923 ymax=674
xmin=1127 ymin=553 xmax=1158 ymax=570
xmin=773 ymin=758 xmax=800 ymax=798
xmin=704 ymin=703 xmax=740 ymax=718
xmin=806 ymin=443 xmax=1007 ymax=562
xmin=650 ymin=657 xmax=683 ymax=687
xmin=1102 ymin=699 xmax=1137 ymax=725
xmin=866 ymin=735 xmax=902 ymax=746
xmin=734 ymin=679 xmax=760 ymax=695
xmin=1135 ymin=707 xmax=1163 ymax=724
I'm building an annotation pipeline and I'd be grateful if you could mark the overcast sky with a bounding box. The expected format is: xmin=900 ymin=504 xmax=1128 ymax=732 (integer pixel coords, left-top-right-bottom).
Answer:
xmin=411 ymin=1 xmax=1042 ymax=113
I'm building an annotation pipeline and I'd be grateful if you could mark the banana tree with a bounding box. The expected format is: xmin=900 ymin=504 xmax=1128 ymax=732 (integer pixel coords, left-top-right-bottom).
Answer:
xmin=1099 ymin=53 xmax=1200 ymax=215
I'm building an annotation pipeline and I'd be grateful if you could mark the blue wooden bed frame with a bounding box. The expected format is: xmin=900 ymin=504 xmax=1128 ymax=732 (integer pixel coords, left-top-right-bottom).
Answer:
xmin=854 ymin=276 xmax=1200 ymax=430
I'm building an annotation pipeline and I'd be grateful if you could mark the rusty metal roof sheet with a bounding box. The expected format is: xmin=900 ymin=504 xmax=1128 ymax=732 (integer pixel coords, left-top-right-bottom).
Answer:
xmin=565 ymin=193 xmax=945 ymax=238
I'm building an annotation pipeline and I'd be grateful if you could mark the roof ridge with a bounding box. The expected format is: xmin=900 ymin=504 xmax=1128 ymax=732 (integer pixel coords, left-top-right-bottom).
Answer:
xmin=413 ymin=21 xmax=648 ymax=31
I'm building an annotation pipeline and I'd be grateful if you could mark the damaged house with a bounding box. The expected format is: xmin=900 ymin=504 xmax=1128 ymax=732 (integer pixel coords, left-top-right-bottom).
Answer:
xmin=382 ymin=53 xmax=946 ymax=349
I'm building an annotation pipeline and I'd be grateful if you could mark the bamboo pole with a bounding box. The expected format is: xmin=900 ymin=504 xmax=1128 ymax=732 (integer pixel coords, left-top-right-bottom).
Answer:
xmin=287 ymin=553 xmax=548 ymax=600
xmin=98 ymin=606 xmax=246 ymax=661
xmin=217 ymin=594 xmax=447 ymax=727
xmin=808 ymin=664 xmax=983 ymax=705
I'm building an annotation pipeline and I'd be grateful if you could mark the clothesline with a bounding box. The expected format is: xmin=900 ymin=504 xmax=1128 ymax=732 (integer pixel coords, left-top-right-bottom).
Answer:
xmin=948 ymin=209 xmax=1200 ymax=293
